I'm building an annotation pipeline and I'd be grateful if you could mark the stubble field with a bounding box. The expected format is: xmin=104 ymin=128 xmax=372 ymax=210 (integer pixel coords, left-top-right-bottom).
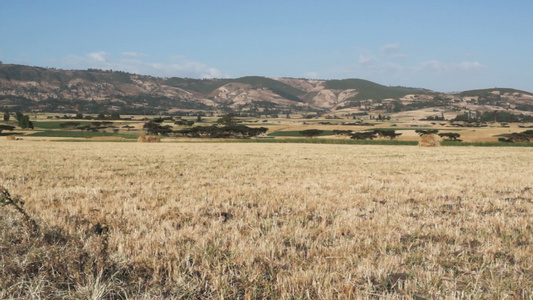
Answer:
xmin=1 ymin=140 xmax=532 ymax=299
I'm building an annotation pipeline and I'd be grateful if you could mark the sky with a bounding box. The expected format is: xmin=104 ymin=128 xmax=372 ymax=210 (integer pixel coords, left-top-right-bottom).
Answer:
xmin=1 ymin=0 xmax=532 ymax=92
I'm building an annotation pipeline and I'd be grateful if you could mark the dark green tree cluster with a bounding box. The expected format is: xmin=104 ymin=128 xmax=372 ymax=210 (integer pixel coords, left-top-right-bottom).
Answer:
xmin=350 ymin=131 xmax=377 ymax=140
xmin=415 ymin=129 xmax=439 ymax=135
xmin=143 ymin=121 xmax=173 ymax=136
xmin=299 ymin=129 xmax=324 ymax=138
xmin=59 ymin=122 xmax=81 ymax=128
xmin=217 ymin=114 xmax=241 ymax=126
xmin=453 ymin=111 xmax=533 ymax=123
xmin=498 ymin=130 xmax=533 ymax=143
xmin=174 ymin=120 xmax=195 ymax=126
xmin=333 ymin=130 xmax=352 ymax=136
xmin=373 ymin=129 xmax=402 ymax=139
xmin=438 ymin=132 xmax=462 ymax=141
xmin=96 ymin=112 xmax=121 ymax=120
xmin=14 ymin=112 xmax=33 ymax=129
xmin=176 ymin=125 xmax=267 ymax=138
xmin=0 ymin=125 xmax=15 ymax=135
xmin=349 ymin=129 xmax=403 ymax=140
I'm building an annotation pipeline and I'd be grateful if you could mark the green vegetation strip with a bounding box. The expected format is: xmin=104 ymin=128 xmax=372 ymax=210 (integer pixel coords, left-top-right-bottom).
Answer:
xmin=268 ymin=130 xmax=335 ymax=137
xmin=33 ymin=121 xmax=134 ymax=129
xmin=24 ymin=132 xmax=532 ymax=146
xmin=371 ymin=127 xmax=462 ymax=131
xmin=216 ymin=138 xmax=418 ymax=145
xmin=440 ymin=141 xmax=533 ymax=147
xmin=33 ymin=121 xmax=93 ymax=129
xmin=51 ymin=139 xmax=136 ymax=143
xmin=27 ymin=130 xmax=138 ymax=139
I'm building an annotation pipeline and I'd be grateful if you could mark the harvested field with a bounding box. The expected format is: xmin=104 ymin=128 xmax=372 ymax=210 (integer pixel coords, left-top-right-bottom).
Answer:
xmin=1 ymin=141 xmax=532 ymax=298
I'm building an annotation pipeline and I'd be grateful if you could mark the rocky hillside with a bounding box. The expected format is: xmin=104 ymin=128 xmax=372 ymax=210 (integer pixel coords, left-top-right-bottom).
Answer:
xmin=1 ymin=64 xmax=532 ymax=115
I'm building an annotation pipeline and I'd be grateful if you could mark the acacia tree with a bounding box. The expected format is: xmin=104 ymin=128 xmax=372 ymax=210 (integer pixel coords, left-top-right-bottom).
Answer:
xmin=415 ymin=129 xmax=439 ymax=136
xmin=438 ymin=132 xmax=461 ymax=141
xmin=0 ymin=125 xmax=15 ymax=135
xmin=350 ymin=131 xmax=377 ymax=140
xmin=143 ymin=120 xmax=173 ymax=136
xmin=217 ymin=114 xmax=240 ymax=126
xmin=373 ymin=129 xmax=402 ymax=139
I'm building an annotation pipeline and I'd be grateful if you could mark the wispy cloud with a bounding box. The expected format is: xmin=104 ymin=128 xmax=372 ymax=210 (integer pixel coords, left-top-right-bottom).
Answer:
xmin=121 ymin=52 xmax=147 ymax=58
xmin=87 ymin=51 xmax=110 ymax=63
xmin=380 ymin=44 xmax=406 ymax=59
xmin=418 ymin=60 xmax=484 ymax=73
xmin=358 ymin=51 xmax=378 ymax=67
xmin=303 ymin=71 xmax=319 ymax=79
xmin=50 ymin=52 xmax=225 ymax=79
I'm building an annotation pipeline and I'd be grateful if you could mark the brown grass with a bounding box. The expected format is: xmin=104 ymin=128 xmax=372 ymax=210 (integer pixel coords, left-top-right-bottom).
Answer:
xmin=0 ymin=141 xmax=532 ymax=298
xmin=6 ymin=135 xmax=15 ymax=140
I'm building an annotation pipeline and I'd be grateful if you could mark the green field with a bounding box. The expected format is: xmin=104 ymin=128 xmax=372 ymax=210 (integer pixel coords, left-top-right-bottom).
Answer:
xmin=32 ymin=121 xmax=94 ymax=129
xmin=268 ymin=130 xmax=335 ymax=137
xmin=32 ymin=121 xmax=134 ymax=129
xmin=27 ymin=130 xmax=137 ymax=139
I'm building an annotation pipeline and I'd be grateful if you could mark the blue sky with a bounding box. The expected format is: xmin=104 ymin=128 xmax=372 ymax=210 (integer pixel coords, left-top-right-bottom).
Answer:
xmin=1 ymin=0 xmax=532 ymax=92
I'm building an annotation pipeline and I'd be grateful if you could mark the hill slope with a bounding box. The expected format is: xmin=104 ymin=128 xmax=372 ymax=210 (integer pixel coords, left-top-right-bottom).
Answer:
xmin=0 ymin=64 xmax=531 ymax=115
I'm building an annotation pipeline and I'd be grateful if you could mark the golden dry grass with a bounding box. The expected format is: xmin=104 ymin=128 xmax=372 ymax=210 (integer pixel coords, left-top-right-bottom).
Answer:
xmin=1 ymin=140 xmax=532 ymax=298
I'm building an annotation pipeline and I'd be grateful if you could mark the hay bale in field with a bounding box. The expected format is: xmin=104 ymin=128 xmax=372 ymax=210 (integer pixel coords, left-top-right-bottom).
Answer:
xmin=137 ymin=135 xmax=161 ymax=143
xmin=418 ymin=133 xmax=440 ymax=147
xmin=6 ymin=136 xmax=16 ymax=141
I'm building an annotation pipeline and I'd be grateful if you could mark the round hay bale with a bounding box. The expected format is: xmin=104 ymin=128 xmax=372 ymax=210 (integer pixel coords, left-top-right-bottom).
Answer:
xmin=418 ymin=134 xmax=441 ymax=147
xmin=138 ymin=135 xmax=160 ymax=143
xmin=146 ymin=136 xmax=161 ymax=143
xmin=6 ymin=136 xmax=16 ymax=141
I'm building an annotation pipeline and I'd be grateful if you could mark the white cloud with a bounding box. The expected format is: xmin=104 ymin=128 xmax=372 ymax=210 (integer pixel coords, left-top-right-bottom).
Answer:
xmin=303 ymin=72 xmax=319 ymax=79
xmin=87 ymin=51 xmax=110 ymax=63
xmin=418 ymin=60 xmax=484 ymax=73
xmin=380 ymin=44 xmax=406 ymax=59
xmin=121 ymin=52 xmax=147 ymax=58
xmin=50 ymin=52 xmax=225 ymax=79
xmin=358 ymin=51 xmax=377 ymax=66
xmin=458 ymin=61 xmax=483 ymax=72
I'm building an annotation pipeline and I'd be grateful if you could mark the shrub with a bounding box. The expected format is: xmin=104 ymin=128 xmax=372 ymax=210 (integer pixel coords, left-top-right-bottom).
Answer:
xmin=300 ymin=129 xmax=324 ymax=138
xmin=350 ymin=131 xmax=377 ymax=140
xmin=438 ymin=132 xmax=461 ymax=141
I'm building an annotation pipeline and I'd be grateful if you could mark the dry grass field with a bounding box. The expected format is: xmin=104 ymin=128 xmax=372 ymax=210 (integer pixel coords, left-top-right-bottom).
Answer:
xmin=1 ymin=140 xmax=532 ymax=299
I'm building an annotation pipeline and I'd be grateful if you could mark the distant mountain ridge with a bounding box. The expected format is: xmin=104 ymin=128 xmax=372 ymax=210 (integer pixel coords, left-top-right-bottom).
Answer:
xmin=0 ymin=63 xmax=531 ymax=115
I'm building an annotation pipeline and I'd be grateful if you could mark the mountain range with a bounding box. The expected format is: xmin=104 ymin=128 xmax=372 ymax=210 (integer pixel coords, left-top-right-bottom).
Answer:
xmin=1 ymin=64 xmax=532 ymax=116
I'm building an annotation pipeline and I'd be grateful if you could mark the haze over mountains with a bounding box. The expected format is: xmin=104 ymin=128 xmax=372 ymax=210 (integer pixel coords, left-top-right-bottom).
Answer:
xmin=1 ymin=64 xmax=532 ymax=116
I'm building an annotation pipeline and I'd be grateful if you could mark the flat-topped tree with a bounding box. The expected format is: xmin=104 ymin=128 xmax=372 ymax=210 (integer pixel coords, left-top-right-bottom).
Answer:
xmin=415 ymin=129 xmax=439 ymax=136
xmin=373 ymin=129 xmax=402 ymax=139
xmin=350 ymin=131 xmax=377 ymax=140
xmin=0 ymin=125 xmax=15 ymax=135
xmin=438 ymin=132 xmax=461 ymax=141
